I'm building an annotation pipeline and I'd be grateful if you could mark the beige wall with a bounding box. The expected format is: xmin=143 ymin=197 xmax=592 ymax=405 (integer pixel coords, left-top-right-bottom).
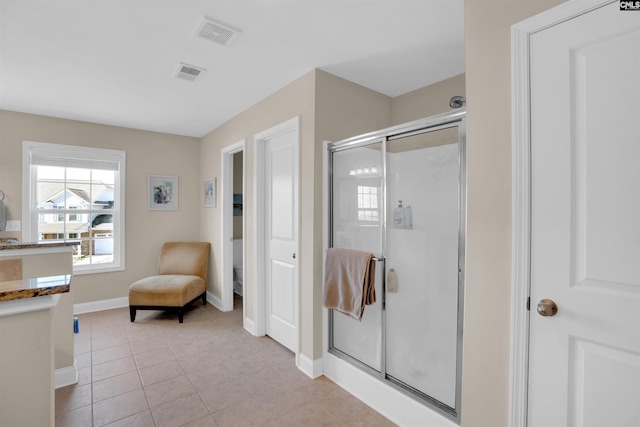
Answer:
xmin=461 ymin=1 xmax=565 ymax=426
xmin=313 ymin=70 xmax=392 ymax=357
xmin=0 ymin=110 xmax=201 ymax=303
xmin=199 ymin=70 xmax=316 ymax=341
xmin=392 ymin=73 xmax=466 ymax=125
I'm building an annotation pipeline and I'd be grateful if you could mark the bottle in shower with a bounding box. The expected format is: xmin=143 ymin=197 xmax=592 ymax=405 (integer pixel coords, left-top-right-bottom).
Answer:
xmin=405 ymin=205 xmax=413 ymax=229
xmin=394 ymin=200 xmax=405 ymax=228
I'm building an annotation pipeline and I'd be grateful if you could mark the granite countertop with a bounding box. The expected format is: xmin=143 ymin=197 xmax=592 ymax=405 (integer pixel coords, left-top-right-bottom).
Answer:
xmin=0 ymin=275 xmax=71 ymax=302
xmin=0 ymin=240 xmax=78 ymax=250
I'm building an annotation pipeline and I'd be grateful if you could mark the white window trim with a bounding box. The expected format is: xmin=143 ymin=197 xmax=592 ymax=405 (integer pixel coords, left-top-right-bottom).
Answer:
xmin=22 ymin=141 xmax=126 ymax=275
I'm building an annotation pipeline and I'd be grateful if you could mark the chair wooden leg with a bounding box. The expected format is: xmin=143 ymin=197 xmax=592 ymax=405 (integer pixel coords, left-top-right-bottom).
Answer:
xmin=129 ymin=307 xmax=136 ymax=322
xmin=202 ymin=293 xmax=206 ymax=305
xmin=178 ymin=311 xmax=184 ymax=323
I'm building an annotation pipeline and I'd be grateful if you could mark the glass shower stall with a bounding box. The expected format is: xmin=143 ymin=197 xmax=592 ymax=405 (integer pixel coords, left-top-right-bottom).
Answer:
xmin=326 ymin=109 xmax=466 ymax=422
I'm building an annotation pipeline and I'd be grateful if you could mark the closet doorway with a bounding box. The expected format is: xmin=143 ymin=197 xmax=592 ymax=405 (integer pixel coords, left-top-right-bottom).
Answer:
xmin=221 ymin=139 xmax=246 ymax=318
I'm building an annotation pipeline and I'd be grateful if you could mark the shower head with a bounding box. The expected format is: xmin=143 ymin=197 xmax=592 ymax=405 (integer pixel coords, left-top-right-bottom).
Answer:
xmin=449 ymin=96 xmax=466 ymax=109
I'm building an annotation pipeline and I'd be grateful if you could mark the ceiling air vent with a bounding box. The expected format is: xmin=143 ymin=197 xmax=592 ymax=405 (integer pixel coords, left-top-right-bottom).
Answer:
xmin=174 ymin=63 xmax=205 ymax=82
xmin=195 ymin=17 xmax=240 ymax=46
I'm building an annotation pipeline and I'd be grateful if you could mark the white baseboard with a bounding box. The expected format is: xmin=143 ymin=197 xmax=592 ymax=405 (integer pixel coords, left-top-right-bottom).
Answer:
xmin=74 ymin=297 xmax=128 ymax=314
xmin=297 ymin=353 xmax=323 ymax=379
xmin=55 ymin=360 xmax=78 ymax=389
xmin=207 ymin=290 xmax=224 ymax=311
xmin=243 ymin=316 xmax=256 ymax=335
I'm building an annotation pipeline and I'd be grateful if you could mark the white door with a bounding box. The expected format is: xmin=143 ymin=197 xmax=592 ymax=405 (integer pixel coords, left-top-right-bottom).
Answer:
xmin=529 ymin=3 xmax=640 ymax=426
xmin=263 ymin=124 xmax=299 ymax=353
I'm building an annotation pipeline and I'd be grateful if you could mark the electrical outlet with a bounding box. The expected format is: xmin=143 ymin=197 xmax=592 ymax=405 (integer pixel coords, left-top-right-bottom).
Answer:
xmin=5 ymin=220 xmax=20 ymax=232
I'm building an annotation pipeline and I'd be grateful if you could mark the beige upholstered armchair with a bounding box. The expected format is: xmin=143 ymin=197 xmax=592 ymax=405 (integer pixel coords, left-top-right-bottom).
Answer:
xmin=128 ymin=242 xmax=210 ymax=323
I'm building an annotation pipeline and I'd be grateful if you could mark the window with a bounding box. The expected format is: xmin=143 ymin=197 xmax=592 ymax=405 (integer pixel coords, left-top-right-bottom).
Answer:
xmin=23 ymin=142 xmax=126 ymax=274
xmin=357 ymin=185 xmax=379 ymax=222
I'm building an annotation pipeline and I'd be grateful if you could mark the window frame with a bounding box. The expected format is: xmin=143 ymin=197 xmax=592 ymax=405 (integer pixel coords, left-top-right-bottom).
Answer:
xmin=22 ymin=141 xmax=126 ymax=275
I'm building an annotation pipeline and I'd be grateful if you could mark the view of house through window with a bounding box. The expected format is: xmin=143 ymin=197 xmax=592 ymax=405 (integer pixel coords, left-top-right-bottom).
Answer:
xmin=23 ymin=141 xmax=126 ymax=274
xmin=36 ymin=166 xmax=115 ymax=266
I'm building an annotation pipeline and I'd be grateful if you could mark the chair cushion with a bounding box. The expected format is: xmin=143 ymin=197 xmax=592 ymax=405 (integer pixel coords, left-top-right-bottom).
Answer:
xmin=157 ymin=242 xmax=210 ymax=280
xmin=128 ymin=275 xmax=205 ymax=307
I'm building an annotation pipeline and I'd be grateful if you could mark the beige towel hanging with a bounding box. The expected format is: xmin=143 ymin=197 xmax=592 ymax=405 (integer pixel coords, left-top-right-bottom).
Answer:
xmin=323 ymin=248 xmax=376 ymax=321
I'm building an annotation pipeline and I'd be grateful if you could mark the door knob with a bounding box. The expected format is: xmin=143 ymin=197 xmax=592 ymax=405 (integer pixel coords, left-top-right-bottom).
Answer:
xmin=536 ymin=299 xmax=558 ymax=317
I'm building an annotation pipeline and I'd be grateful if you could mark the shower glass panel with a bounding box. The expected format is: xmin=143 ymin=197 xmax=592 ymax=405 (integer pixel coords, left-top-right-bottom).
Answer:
xmin=385 ymin=128 xmax=461 ymax=408
xmin=327 ymin=110 xmax=465 ymax=423
xmin=330 ymin=141 xmax=384 ymax=371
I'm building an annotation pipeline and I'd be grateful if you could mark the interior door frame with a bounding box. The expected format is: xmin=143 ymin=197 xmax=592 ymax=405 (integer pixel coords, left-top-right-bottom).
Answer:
xmin=221 ymin=139 xmax=246 ymax=315
xmin=253 ymin=116 xmax=301 ymax=356
xmin=510 ymin=1 xmax=614 ymax=426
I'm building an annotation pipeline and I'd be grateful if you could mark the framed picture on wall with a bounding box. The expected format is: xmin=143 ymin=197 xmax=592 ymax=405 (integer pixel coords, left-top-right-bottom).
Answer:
xmin=148 ymin=175 xmax=179 ymax=210
xmin=204 ymin=178 xmax=216 ymax=208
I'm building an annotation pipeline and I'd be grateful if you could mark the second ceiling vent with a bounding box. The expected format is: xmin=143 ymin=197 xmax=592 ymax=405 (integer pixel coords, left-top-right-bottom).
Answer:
xmin=195 ymin=17 xmax=241 ymax=46
xmin=174 ymin=63 xmax=205 ymax=82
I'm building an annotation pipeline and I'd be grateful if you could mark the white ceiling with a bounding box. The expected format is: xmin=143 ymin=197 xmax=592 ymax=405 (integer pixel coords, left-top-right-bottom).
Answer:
xmin=0 ymin=0 xmax=464 ymax=138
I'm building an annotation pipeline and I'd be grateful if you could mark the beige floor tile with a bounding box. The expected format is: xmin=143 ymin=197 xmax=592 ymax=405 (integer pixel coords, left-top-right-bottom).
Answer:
xmin=91 ymin=323 xmax=128 ymax=340
xmin=222 ymin=352 xmax=270 ymax=377
xmin=130 ymin=336 xmax=169 ymax=355
xmin=317 ymin=388 xmax=369 ymax=423
xmin=93 ymin=389 xmax=149 ymax=426
xmin=182 ymin=414 xmax=218 ymax=426
xmin=254 ymin=382 xmax=312 ymax=419
xmin=211 ymin=398 xmax=273 ymax=427
xmin=150 ymin=393 xmax=210 ymax=427
xmin=93 ymin=356 xmax=137 ymax=382
xmin=198 ymin=379 xmax=249 ymax=413
xmin=92 ymin=333 xmax=130 ymax=351
xmin=126 ymin=325 xmax=164 ymax=342
xmin=186 ymin=363 xmax=234 ymax=392
xmin=274 ymin=402 xmax=342 ymax=427
xmin=76 ymin=364 xmax=93 ymax=386
xmin=144 ymin=374 xmax=196 ymax=408
xmin=93 ymin=343 xmax=133 ymax=365
xmin=75 ymin=351 xmax=92 ymax=369
xmin=56 ymin=383 xmax=92 ymax=413
xmin=344 ymin=408 xmax=398 ymax=426
xmin=139 ymin=359 xmax=184 ymax=386
xmin=134 ymin=347 xmax=176 ymax=369
xmin=236 ymin=366 xmax=291 ymax=396
xmin=55 ymin=403 xmax=93 ymax=427
xmin=93 ymin=371 xmax=142 ymax=402
xmin=293 ymin=375 xmax=340 ymax=400
xmin=103 ymin=409 xmax=155 ymax=427
xmin=74 ymin=339 xmax=92 ymax=355
xmin=177 ymin=349 xmax=226 ymax=374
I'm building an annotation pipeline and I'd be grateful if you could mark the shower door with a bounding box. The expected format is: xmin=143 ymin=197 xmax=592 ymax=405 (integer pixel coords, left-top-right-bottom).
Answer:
xmin=328 ymin=111 xmax=465 ymax=422
xmin=330 ymin=139 xmax=385 ymax=372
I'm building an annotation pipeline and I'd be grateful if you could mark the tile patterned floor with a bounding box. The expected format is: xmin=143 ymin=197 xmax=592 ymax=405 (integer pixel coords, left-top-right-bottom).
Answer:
xmin=56 ymin=296 xmax=396 ymax=426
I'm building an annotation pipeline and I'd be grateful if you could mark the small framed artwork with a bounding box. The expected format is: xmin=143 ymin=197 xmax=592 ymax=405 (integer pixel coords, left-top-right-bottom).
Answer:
xmin=148 ymin=175 xmax=179 ymax=210
xmin=204 ymin=178 xmax=216 ymax=208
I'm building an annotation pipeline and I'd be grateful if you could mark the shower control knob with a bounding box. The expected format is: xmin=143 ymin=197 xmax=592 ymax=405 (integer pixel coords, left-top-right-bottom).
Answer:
xmin=536 ymin=299 xmax=558 ymax=317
